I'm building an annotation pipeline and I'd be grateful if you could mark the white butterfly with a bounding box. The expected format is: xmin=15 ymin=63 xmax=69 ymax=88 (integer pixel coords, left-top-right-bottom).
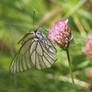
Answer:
xmin=10 ymin=29 xmax=56 ymax=73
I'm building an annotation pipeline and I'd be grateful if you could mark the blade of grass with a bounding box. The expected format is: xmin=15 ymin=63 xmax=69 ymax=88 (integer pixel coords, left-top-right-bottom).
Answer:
xmin=73 ymin=15 xmax=86 ymax=37
xmin=78 ymin=9 xmax=92 ymax=21
xmin=63 ymin=0 xmax=86 ymax=19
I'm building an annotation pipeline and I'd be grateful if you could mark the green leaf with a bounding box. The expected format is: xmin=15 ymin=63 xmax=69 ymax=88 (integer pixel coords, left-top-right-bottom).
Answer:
xmin=54 ymin=50 xmax=62 ymax=60
xmin=77 ymin=60 xmax=90 ymax=68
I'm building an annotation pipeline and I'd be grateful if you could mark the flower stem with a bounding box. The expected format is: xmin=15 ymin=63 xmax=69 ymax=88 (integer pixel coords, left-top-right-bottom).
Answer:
xmin=66 ymin=49 xmax=76 ymax=92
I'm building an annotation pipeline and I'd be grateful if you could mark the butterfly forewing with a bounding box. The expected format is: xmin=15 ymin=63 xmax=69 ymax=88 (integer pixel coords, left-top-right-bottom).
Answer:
xmin=10 ymin=33 xmax=34 ymax=73
xmin=29 ymin=34 xmax=56 ymax=70
xmin=18 ymin=32 xmax=33 ymax=45
xmin=39 ymin=56 xmax=46 ymax=69
xmin=35 ymin=53 xmax=41 ymax=69
xmin=36 ymin=42 xmax=43 ymax=56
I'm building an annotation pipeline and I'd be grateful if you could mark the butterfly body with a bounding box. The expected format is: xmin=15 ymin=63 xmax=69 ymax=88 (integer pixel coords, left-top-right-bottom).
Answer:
xmin=10 ymin=29 xmax=56 ymax=73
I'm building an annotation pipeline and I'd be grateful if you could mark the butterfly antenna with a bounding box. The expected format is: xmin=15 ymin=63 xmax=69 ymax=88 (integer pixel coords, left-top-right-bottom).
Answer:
xmin=32 ymin=10 xmax=35 ymax=28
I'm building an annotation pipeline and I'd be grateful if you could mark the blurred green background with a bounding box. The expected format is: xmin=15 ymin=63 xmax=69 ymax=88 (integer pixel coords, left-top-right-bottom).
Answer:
xmin=0 ymin=0 xmax=92 ymax=92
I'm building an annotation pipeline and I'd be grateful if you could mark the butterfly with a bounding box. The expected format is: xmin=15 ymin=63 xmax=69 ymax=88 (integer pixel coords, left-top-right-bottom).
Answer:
xmin=10 ymin=29 xmax=56 ymax=73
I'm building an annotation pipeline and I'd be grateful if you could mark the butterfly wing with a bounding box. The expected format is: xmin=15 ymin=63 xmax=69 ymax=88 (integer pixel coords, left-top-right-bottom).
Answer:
xmin=10 ymin=31 xmax=56 ymax=72
xmin=10 ymin=34 xmax=34 ymax=73
xmin=18 ymin=32 xmax=33 ymax=45
xmin=30 ymin=36 xmax=56 ymax=69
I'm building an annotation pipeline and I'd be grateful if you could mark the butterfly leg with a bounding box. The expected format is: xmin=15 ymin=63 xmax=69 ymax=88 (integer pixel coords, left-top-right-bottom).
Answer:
xmin=19 ymin=37 xmax=34 ymax=53
xmin=18 ymin=32 xmax=33 ymax=44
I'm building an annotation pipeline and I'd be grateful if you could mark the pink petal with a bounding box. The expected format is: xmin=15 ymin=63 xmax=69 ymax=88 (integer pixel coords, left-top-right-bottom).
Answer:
xmin=88 ymin=34 xmax=92 ymax=39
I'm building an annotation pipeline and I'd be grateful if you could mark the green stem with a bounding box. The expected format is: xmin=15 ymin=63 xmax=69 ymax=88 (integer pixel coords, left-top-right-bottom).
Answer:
xmin=66 ymin=49 xmax=77 ymax=92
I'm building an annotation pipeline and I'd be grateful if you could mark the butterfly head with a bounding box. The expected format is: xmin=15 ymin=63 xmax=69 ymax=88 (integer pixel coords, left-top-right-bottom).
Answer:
xmin=34 ymin=29 xmax=38 ymax=33
xmin=34 ymin=29 xmax=44 ymax=40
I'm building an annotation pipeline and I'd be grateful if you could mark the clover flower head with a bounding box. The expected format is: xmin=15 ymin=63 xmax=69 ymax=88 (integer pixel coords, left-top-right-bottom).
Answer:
xmin=83 ymin=34 xmax=92 ymax=60
xmin=48 ymin=19 xmax=73 ymax=48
